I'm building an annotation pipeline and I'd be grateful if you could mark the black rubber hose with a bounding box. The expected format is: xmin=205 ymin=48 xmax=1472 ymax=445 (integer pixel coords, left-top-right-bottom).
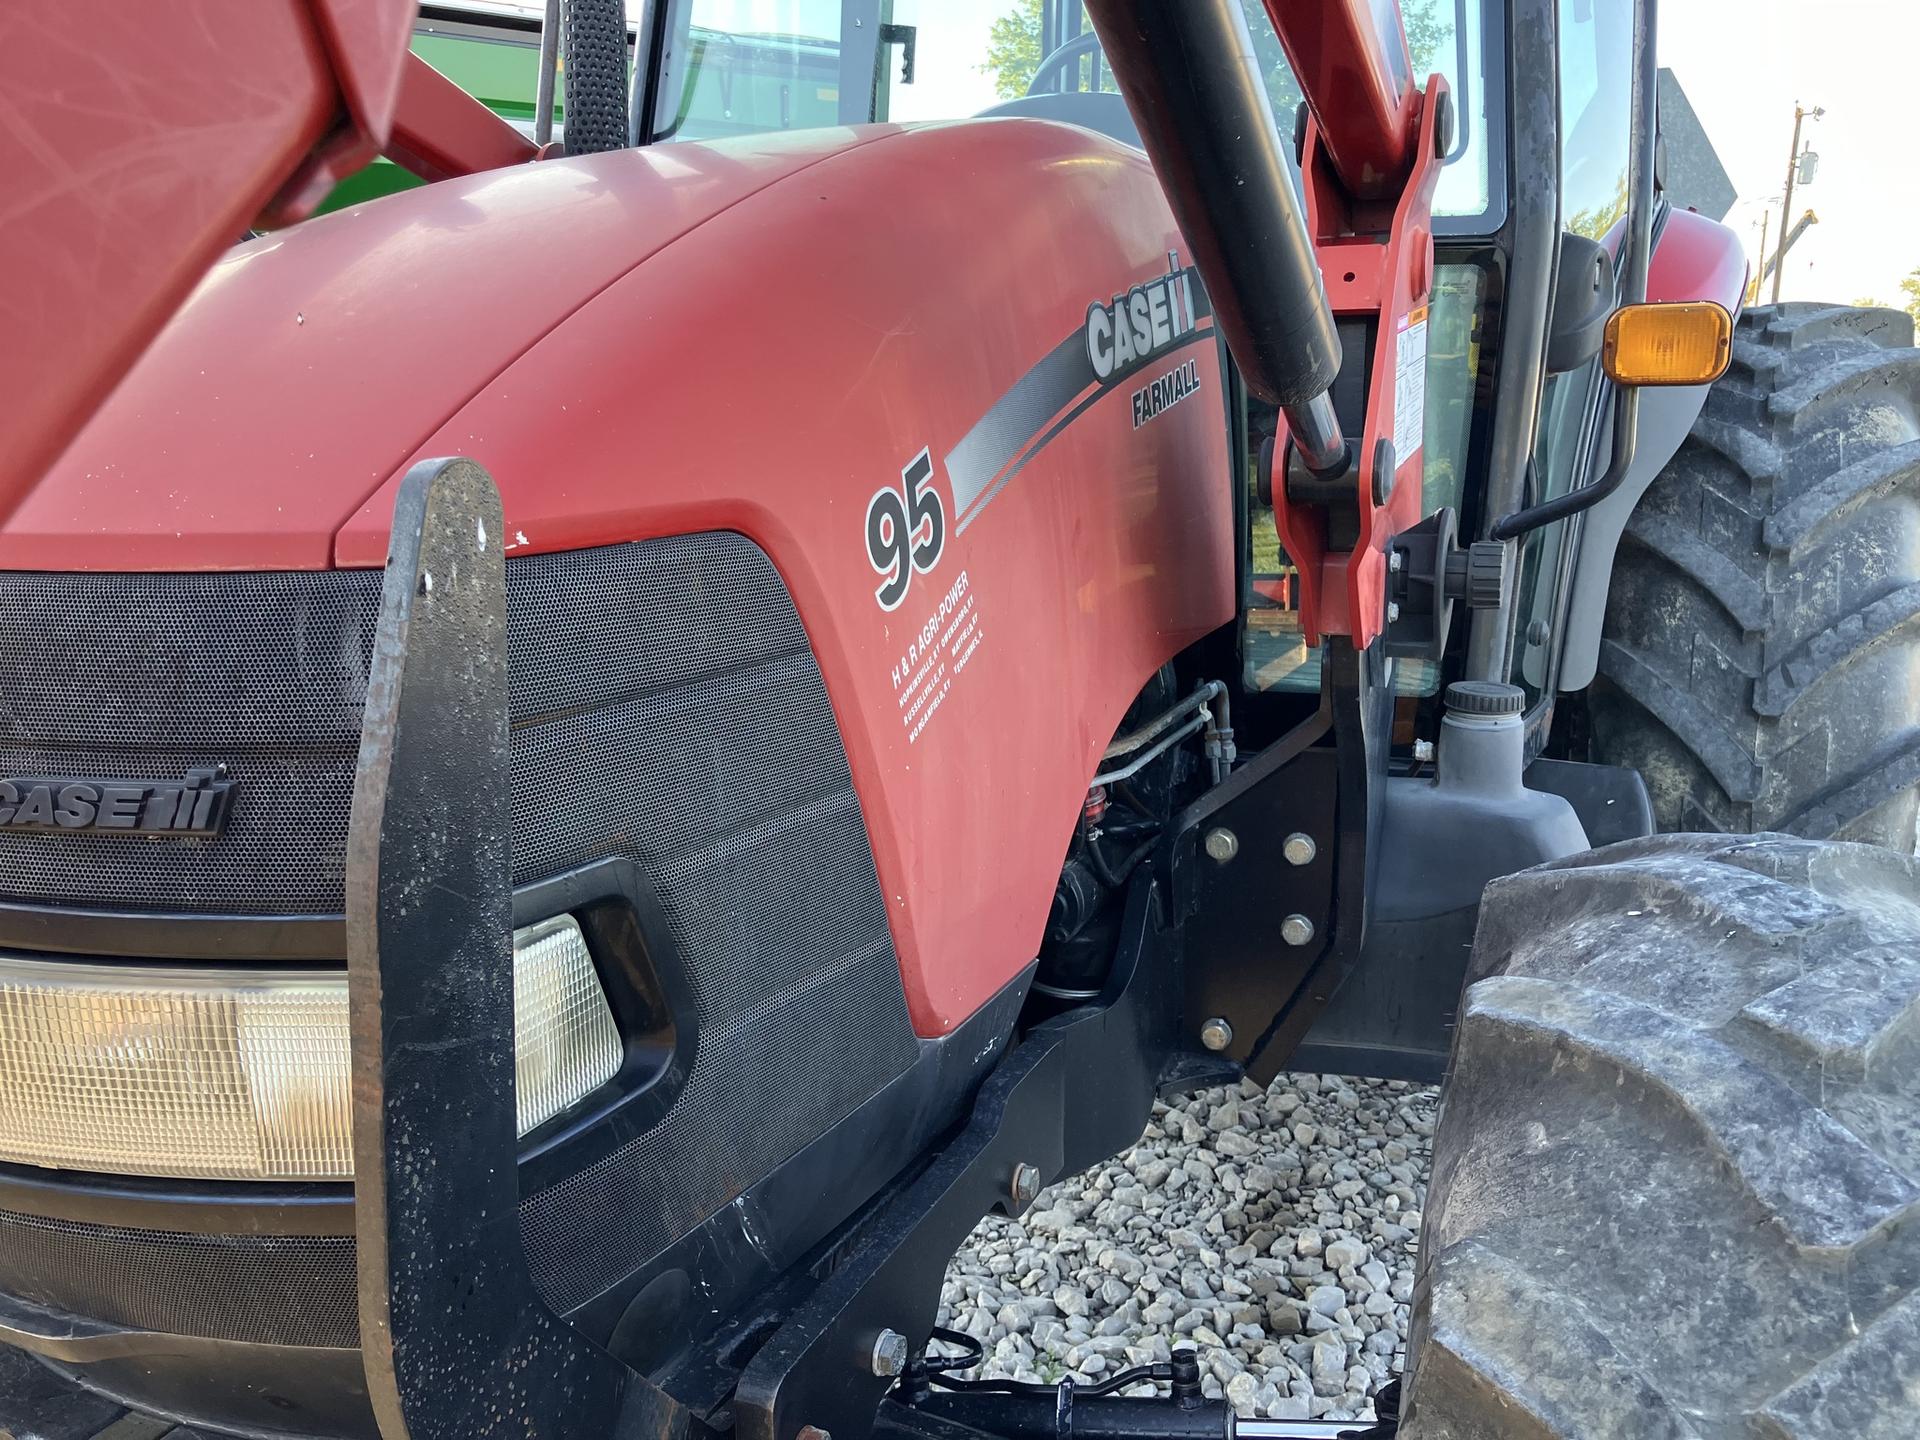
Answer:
xmin=564 ymin=0 xmax=630 ymax=154
xmin=1087 ymin=832 xmax=1159 ymax=891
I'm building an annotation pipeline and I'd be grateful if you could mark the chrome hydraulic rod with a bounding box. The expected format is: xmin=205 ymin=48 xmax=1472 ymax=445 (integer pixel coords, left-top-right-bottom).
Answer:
xmin=1283 ymin=389 xmax=1349 ymax=477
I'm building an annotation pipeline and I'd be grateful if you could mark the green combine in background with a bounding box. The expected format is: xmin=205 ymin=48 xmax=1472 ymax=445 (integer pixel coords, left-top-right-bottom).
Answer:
xmin=320 ymin=2 xmax=852 ymax=215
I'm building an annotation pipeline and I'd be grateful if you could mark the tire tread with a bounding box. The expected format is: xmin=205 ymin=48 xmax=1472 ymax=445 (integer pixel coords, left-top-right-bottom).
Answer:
xmin=1404 ymin=834 xmax=1920 ymax=1439
xmin=1594 ymin=304 xmax=1920 ymax=853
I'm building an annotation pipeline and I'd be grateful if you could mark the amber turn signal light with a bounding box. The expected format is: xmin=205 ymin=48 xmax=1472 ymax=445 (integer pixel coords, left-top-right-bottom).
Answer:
xmin=1602 ymin=301 xmax=1734 ymax=387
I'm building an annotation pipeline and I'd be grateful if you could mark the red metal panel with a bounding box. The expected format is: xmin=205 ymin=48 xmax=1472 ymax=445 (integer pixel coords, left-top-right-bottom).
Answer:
xmin=10 ymin=134 xmax=878 ymax=570
xmin=1260 ymin=0 xmax=1418 ymax=198
xmin=0 ymin=1 xmax=336 ymax=517
xmin=334 ymin=122 xmax=1236 ymax=1035
xmin=387 ymin=52 xmax=541 ymax=183
xmin=305 ymin=0 xmax=417 ymax=149
xmin=1647 ymin=207 xmax=1748 ymax=314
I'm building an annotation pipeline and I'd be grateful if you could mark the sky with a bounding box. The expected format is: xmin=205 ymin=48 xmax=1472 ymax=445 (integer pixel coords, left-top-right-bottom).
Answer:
xmin=1657 ymin=0 xmax=1916 ymax=305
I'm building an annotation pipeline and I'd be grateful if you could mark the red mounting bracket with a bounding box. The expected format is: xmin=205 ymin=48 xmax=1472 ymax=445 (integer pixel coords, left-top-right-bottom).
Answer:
xmin=1272 ymin=76 xmax=1449 ymax=650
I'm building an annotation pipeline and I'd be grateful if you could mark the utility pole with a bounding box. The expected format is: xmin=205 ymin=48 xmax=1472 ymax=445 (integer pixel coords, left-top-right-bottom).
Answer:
xmin=1771 ymin=102 xmax=1823 ymax=303
xmin=1760 ymin=211 xmax=1820 ymax=288
xmin=1751 ymin=209 xmax=1770 ymax=305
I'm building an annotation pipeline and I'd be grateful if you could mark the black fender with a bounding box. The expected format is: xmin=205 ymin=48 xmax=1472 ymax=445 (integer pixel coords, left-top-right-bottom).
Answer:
xmin=1559 ymin=207 xmax=1748 ymax=692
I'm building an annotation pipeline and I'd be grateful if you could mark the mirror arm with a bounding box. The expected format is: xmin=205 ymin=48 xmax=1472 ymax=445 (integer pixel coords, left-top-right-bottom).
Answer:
xmin=1486 ymin=383 xmax=1638 ymax=542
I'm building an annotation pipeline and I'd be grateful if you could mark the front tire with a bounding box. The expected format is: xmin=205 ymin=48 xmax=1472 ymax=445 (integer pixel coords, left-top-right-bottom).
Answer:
xmin=1402 ymin=833 xmax=1920 ymax=1438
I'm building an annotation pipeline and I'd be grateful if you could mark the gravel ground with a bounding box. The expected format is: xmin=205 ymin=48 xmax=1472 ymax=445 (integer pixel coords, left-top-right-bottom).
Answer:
xmin=940 ymin=1073 xmax=1438 ymax=1423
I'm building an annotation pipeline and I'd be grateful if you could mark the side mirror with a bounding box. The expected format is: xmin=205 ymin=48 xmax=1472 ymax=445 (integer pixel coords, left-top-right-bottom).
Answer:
xmin=1602 ymin=301 xmax=1733 ymax=386
xmin=1546 ymin=232 xmax=1616 ymax=374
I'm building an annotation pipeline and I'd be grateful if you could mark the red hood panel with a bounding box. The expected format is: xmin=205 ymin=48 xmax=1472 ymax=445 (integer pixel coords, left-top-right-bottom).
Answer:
xmin=5 ymin=129 xmax=889 ymax=570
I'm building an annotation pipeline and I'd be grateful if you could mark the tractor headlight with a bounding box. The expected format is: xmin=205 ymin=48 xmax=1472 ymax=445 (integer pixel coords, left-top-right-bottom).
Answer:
xmin=0 ymin=915 xmax=620 ymax=1182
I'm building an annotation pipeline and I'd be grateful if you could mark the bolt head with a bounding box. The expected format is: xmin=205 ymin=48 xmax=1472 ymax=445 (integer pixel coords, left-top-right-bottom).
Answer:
xmin=1203 ymin=827 xmax=1239 ymax=863
xmin=798 ymin=1429 xmax=832 ymax=1440
xmin=1200 ymin=1016 xmax=1233 ymax=1052
xmin=1281 ymin=913 xmax=1315 ymax=947
xmin=1389 ymin=548 xmax=1404 ymax=573
xmin=1282 ymin=832 xmax=1317 ymax=867
xmin=869 ymin=1329 xmax=909 ymax=1378
xmin=1010 ymin=1162 xmax=1041 ymax=1209
xmin=1412 ymin=738 xmax=1436 ymax=763
xmin=1387 ymin=601 xmax=1401 ymax=623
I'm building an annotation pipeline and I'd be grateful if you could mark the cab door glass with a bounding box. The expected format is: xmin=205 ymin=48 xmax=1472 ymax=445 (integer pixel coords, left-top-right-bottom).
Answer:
xmin=1558 ymin=0 xmax=1634 ymax=238
xmin=654 ymin=0 xmax=891 ymax=141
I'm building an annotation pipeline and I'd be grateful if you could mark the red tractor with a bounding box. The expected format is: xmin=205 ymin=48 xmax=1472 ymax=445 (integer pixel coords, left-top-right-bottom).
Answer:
xmin=1 ymin=2 xmax=1916 ymax=1438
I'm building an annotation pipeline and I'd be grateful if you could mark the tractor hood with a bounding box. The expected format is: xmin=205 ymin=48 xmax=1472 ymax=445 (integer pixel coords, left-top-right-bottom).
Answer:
xmin=5 ymin=129 xmax=891 ymax=570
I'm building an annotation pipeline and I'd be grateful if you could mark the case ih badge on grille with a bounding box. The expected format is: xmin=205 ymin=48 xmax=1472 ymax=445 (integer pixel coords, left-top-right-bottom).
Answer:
xmin=0 ymin=766 xmax=235 ymax=837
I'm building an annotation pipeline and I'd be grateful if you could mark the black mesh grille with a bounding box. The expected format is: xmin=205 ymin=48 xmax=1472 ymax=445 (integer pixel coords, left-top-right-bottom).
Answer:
xmin=0 ymin=534 xmax=918 ymax=1347
xmin=497 ymin=538 xmax=918 ymax=1314
xmin=0 ymin=1208 xmax=358 ymax=1349
xmin=0 ymin=570 xmax=380 ymax=913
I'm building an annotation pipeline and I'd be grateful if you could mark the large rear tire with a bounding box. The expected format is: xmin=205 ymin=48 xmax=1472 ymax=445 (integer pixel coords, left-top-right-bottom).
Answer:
xmin=1591 ymin=303 xmax=1920 ymax=853
xmin=1402 ymin=833 xmax=1920 ymax=1439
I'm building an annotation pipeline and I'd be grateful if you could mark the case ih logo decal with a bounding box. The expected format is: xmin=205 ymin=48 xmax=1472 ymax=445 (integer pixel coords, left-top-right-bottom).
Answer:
xmin=1084 ymin=261 xmax=1202 ymax=383
xmin=940 ymin=252 xmax=1213 ymax=536
xmin=0 ymin=767 xmax=236 ymax=837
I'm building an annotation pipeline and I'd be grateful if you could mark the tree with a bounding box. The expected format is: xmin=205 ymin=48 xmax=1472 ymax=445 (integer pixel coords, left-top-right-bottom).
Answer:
xmin=1850 ymin=271 xmax=1920 ymax=323
xmin=1247 ymin=0 xmax=1451 ymax=125
xmin=1567 ymin=172 xmax=1630 ymax=242
xmin=981 ymin=0 xmax=1452 ymax=115
xmin=981 ymin=0 xmax=1044 ymax=100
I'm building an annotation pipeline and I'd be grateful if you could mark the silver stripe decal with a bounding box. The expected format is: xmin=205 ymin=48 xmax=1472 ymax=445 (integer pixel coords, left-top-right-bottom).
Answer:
xmin=945 ymin=332 xmax=1096 ymax=520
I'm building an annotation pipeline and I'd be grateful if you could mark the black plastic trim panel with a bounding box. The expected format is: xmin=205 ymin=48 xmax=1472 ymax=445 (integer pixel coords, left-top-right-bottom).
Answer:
xmin=0 ymin=904 xmax=344 ymax=961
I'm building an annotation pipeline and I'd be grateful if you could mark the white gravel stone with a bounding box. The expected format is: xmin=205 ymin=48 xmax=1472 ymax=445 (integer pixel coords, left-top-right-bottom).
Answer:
xmin=940 ymin=1073 xmax=1436 ymax=1419
xmin=1324 ymin=1237 xmax=1369 ymax=1271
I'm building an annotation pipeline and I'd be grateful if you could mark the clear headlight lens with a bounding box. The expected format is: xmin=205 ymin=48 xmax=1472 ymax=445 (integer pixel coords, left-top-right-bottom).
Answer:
xmin=0 ymin=915 xmax=620 ymax=1182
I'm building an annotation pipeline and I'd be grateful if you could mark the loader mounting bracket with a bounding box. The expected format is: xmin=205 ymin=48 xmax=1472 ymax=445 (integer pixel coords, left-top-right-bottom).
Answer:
xmin=1272 ymin=78 xmax=1450 ymax=650
xmin=1170 ymin=638 xmax=1389 ymax=1083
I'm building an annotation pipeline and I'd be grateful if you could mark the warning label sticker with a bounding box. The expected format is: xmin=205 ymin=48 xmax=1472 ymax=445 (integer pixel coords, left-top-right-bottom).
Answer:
xmin=1393 ymin=308 xmax=1429 ymax=466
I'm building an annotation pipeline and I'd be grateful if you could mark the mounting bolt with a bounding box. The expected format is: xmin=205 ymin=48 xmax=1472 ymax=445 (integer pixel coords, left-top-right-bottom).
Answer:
xmin=1010 ymin=1162 xmax=1042 ymax=1209
xmin=1386 ymin=601 xmax=1401 ymax=623
xmin=868 ymin=1330 xmax=909 ymax=1378
xmin=1413 ymin=738 xmax=1436 ymax=764
xmin=1281 ymin=914 xmax=1316 ymax=947
xmin=1282 ymin=832 xmax=1317 ymax=867
xmin=1200 ymin=1016 xmax=1234 ymax=1052
xmin=798 ymin=1429 xmax=832 ymax=1440
xmin=1389 ymin=549 xmax=1404 ymax=573
xmin=1203 ymin=827 xmax=1239 ymax=863
xmin=1527 ymin=618 xmax=1551 ymax=647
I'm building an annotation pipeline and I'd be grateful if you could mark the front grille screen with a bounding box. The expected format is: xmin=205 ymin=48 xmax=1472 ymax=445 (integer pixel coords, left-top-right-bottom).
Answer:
xmin=0 ymin=1207 xmax=359 ymax=1349
xmin=0 ymin=569 xmax=380 ymax=912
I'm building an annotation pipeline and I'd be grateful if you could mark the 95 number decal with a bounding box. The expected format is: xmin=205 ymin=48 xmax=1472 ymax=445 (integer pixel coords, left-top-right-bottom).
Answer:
xmin=866 ymin=448 xmax=947 ymax=610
